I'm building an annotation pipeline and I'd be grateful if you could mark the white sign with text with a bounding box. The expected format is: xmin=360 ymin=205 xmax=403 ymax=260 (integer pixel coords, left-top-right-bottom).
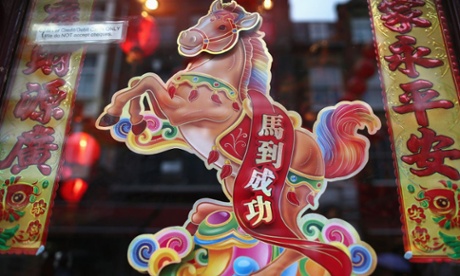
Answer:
xmin=34 ymin=22 xmax=127 ymax=44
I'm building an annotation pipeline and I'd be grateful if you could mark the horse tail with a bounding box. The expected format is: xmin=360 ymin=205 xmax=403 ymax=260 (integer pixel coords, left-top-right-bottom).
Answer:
xmin=313 ymin=101 xmax=381 ymax=181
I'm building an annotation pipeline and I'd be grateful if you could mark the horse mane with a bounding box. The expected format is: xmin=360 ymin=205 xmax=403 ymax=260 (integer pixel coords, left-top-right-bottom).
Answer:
xmin=219 ymin=2 xmax=272 ymax=100
xmin=239 ymin=31 xmax=273 ymax=100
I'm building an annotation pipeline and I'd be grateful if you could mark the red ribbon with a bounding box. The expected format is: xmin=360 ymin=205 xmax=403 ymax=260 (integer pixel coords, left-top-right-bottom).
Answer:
xmin=233 ymin=90 xmax=352 ymax=276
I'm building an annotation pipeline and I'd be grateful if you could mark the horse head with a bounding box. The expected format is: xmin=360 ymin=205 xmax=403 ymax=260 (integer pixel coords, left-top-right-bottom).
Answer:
xmin=177 ymin=0 xmax=261 ymax=57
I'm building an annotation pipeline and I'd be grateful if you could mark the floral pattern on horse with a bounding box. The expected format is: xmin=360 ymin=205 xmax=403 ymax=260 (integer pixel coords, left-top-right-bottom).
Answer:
xmin=96 ymin=1 xmax=381 ymax=275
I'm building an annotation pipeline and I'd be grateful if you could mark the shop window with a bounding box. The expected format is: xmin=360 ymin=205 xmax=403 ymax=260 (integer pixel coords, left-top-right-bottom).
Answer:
xmin=308 ymin=22 xmax=332 ymax=42
xmin=351 ymin=17 xmax=373 ymax=44
xmin=309 ymin=66 xmax=342 ymax=111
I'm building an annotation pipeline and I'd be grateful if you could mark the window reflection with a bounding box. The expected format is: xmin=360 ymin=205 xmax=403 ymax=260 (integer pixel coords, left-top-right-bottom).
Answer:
xmin=1 ymin=0 xmax=460 ymax=275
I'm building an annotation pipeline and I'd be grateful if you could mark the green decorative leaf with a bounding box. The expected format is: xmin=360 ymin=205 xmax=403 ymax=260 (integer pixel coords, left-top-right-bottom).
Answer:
xmin=445 ymin=220 xmax=452 ymax=230
xmin=407 ymin=184 xmax=415 ymax=193
xmin=30 ymin=195 xmax=37 ymax=203
xmin=439 ymin=231 xmax=460 ymax=259
xmin=0 ymin=225 xmax=20 ymax=250
xmin=42 ymin=180 xmax=50 ymax=189
xmin=417 ymin=191 xmax=425 ymax=199
xmin=420 ymin=200 xmax=429 ymax=208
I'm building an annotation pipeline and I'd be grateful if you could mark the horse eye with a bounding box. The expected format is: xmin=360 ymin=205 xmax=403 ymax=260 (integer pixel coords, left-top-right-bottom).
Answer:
xmin=218 ymin=25 xmax=227 ymax=31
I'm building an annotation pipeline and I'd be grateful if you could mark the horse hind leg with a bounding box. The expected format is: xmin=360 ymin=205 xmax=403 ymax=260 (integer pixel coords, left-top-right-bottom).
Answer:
xmin=128 ymin=98 xmax=147 ymax=135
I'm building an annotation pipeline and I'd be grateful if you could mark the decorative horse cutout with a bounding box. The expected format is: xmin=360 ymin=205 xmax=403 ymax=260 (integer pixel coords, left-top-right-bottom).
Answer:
xmin=96 ymin=1 xmax=380 ymax=275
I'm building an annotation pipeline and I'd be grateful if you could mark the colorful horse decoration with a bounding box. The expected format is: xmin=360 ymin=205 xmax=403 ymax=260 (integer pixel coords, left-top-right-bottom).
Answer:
xmin=96 ymin=1 xmax=381 ymax=275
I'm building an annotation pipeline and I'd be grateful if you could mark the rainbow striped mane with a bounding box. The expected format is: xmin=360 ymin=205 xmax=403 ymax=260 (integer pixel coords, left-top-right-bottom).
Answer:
xmin=239 ymin=31 xmax=272 ymax=100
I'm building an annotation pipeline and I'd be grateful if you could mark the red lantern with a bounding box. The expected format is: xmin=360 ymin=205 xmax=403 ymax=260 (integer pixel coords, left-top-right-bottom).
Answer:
xmin=60 ymin=178 xmax=88 ymax=203
xmin=260 ymin=17 xmax=275 ymax=45
xmin=64 ymin=132 xmax=100 ymax=166
xmin=354 ymin=59 xmax=376 ymax=79
xmin=120 ymin=15 xmax=160 ymax=63
xmin=345 ymin=76 xmax=367 ymax=96
xmin=234 ymin=0 xmax=259 ymax=11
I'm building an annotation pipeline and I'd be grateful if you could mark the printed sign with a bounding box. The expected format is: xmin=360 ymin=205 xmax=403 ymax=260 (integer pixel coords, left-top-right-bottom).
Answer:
xmin=0 ymin=0 xmax=93 ymax=254
xmin=97 ymin=1 xmax=381 ymax=275
xmin=34 ymin=22 xmax=127 ymax=44
xmin=368 ymin=0 xmax=460 ymax=262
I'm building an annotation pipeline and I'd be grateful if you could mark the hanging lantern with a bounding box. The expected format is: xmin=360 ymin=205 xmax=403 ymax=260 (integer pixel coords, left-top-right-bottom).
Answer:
xmin=345 ymin=76 xmax=367 ymax=96
xmin=60 ymin=178 xmax=88 ymax=203
xmin=64 ymin=132 xmax=100 ymax=166
xmin=235 ymin=0 xmax=259 ymax=11
xmin=260 ymin=16 xmax=275 ymax=45
xmin=120 ymin=14 xmax=160 ymax=64
xmin=354 ymin=58 xmax=376 ymax=79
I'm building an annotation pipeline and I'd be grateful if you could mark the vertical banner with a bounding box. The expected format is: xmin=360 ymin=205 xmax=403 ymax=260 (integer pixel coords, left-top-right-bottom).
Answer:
xmin=369 ymin=0 xmax=460 ymax=261
xmin=0 ymin=0 xmax=92 ymax=254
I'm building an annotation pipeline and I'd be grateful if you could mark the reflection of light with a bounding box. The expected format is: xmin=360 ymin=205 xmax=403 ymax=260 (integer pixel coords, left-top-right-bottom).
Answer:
xmin=79 ymin=138 xmax=88 ymax=148
xmin=263 ymin=0 xmax=274 ymax=10
xmin=73 ymin=178 xmax=86 ymax=195
xmin=145 ymin=0 xmax=159 ymax=10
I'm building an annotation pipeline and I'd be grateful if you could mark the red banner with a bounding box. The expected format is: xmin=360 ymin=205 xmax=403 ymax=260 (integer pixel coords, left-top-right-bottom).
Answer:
xmin=0 ymin=0 xmax=93 ymax=254
xmin=369 ymin=0 xmax=460 ymax=262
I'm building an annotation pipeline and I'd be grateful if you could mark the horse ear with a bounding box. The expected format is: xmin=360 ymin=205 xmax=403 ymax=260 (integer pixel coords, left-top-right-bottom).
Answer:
xmin=236 ymin=13 xmax=260 ymax=31
xmin=211 ymin=0 xmax=222 ymax=12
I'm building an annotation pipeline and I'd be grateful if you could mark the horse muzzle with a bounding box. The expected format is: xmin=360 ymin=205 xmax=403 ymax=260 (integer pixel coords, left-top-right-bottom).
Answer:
xmin=177 ymin=30 xmax=204 ymax=57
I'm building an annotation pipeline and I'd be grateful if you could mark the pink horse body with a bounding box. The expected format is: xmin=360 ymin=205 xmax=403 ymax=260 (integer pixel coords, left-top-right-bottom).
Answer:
xmin=97 ymin=1 xmax=381 ymax=275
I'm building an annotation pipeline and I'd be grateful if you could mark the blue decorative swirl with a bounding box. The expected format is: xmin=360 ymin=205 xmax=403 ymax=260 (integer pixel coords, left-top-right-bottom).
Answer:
xmin=114 ymin=118 xmax=132 ymax=139
xmin=350 ymin=244 xmax=373 ymax=275
xmin=127 ymin=234 xmax=159 ymax=272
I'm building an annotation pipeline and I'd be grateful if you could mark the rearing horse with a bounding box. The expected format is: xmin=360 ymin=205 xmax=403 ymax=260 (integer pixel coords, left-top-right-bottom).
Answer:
xmin=96 ymin=1 xmax=381 ymax=275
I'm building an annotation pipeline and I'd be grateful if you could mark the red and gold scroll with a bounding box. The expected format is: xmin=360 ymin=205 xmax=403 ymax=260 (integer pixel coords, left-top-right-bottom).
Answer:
xmin=0 ymin=0 xmax=92 ymax=254
xmin=369 ymin=0 xmax=460 ymax=261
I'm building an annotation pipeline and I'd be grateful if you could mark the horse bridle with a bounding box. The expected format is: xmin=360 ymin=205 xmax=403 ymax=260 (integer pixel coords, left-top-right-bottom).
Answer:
xmin=190 ymin=18 xmax=238 ymax=52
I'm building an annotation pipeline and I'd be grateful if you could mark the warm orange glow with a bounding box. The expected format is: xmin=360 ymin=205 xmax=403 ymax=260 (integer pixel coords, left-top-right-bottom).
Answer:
xmin=60 ymin=178 xmax=88 ymax=203
xmin=263 ymin=0 xmax=273 ymax=10
xmin=145 ymin=0 xmax=158 ymax=10
xmin=64 ymin=132 xmax=100 ymax=166
xmin=73 ymin=178 xmax=85 ymax=194
xmin=79 ymin=138 xmax=88 ymax=148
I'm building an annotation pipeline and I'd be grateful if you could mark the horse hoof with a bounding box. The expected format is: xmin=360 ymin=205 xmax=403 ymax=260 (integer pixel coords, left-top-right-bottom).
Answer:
xmin=131 ymin=121 xmax=147 ymax=135
xmin=98 ymin=114 xmax=120 ymax=127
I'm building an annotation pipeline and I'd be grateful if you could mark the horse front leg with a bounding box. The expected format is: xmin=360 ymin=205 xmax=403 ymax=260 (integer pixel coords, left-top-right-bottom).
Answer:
xmin=97 ymin=73 xmax=180 ymax=129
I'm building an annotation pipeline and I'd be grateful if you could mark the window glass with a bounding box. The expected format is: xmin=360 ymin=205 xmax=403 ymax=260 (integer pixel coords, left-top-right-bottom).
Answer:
xmin=1 ymin=0 xmax=460 ymax=275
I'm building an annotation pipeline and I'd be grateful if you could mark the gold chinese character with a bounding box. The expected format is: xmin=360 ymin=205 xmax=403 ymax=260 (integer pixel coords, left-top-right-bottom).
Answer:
xmin=258 ymin=114 xmax=284 ymax=140
xmin=256 ymin=141 xmax=284 ymax=168
xmin=244 ymin=195 xmax=273 ymax=227
xmin=245 ymin=168 xmax=275 ymax=196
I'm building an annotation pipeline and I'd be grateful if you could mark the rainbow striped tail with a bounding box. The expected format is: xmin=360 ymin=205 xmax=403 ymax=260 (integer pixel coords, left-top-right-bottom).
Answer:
xmin=313 ymin=101 xmax=381 ymax=181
